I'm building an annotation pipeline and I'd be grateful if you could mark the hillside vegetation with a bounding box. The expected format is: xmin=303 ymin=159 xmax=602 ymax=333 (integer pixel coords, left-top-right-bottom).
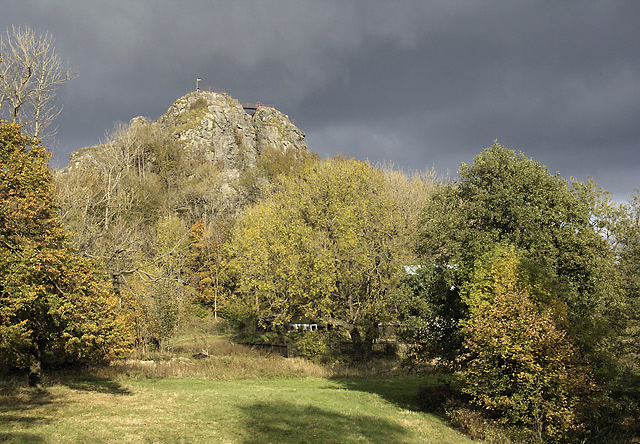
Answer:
xmin=54 ymin=92 xmax=319 ymax=353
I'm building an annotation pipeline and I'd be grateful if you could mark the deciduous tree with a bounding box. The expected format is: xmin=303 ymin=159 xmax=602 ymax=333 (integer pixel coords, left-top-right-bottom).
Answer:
xmin=228 ymin=157 xmax=422 ymax=358
xmin=55 ymin=119 xmax=226 ymax=350
xmin=460 ymin=244 xmax=596 ymax=442
xmin=189 ymin=217 xmax=231 ymax=320
xmin=612 ymin=191 xmax=640 ymax=370
xmin=409 ymin=142 xmax=619 ymax=377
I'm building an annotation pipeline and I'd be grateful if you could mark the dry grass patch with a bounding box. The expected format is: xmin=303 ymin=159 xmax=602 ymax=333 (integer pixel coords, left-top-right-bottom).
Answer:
xmin=94 ymin=337 xmax=332 ymax=380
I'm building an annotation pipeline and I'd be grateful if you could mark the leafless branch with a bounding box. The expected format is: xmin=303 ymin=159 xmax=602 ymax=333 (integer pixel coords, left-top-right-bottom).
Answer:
xmin=0 ymin=25 xmax=77 ymax=143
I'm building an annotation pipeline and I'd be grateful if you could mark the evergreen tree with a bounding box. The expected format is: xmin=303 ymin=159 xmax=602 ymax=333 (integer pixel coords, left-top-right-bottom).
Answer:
xmin=0 ymin=122 xmax=131 ymax=385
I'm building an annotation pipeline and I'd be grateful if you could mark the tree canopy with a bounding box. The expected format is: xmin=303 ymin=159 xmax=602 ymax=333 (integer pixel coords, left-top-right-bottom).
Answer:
xmin=228 ymin=156 xmax=427 ymax=357
xmin=412 ymin=142 xmax=619 ymax=362
xmin=400 ymin=142 xmax=627 ymax=440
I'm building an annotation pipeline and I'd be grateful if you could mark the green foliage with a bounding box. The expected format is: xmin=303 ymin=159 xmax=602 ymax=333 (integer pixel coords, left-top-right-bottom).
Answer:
xmin=189 ymin=218 xmax=231 ymax=320
xmin=410 ymin=142 xmax=619 ymax=374
xmin=239 ymin=144 xmax=318 ymax=202
xmin=132 ymin=215 xmax=192 ymax=351
xmin=0 ymin=122 xmax=132 ymax=380
xmin=613 ymin=191 xmax=640 ymax=369
xmin=400 ymin=143 xmax=632 ymax=440
xmin=257 ymin=144 xmax=319 ymax=181
xmin=290 ymin=331 xmax=327 ymax=361
xmin=459 ymin=245 xmax=596 ymax=442
xmin=399 ymin=265 xmax=465 ymax=371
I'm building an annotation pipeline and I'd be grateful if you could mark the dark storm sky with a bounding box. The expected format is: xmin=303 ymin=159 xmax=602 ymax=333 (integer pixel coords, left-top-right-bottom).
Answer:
xmin=3 ymin=1 xmax=639 ymax=201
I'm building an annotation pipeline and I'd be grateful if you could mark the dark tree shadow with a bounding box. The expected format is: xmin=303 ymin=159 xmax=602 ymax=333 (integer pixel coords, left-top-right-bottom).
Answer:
xmin=0 ymin=388 xmax=54 ymax=444
xmin=0 ymin=432 xmax=45 ymax=443
xmin=58 ymin=375 xmax=131 ymax=395
xmin=328 ymin=377 xmax=425 ymax=412
xmin=0 ymin=372 xmax=129 ymax=443
xmin=240 ymin=400 xmax=412 ymax=444
xmin=0 ymin=386 xmax=54 ymax=405
xmin=2 ymin=367 xmax=132 ymax=396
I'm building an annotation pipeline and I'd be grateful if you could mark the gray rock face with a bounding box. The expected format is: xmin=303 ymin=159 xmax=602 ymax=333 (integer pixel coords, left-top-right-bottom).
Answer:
xmin=66 ymin=144 xmax=103 ymax=170
xmin=64 ymin=90 xmax=307 ymax=174
xmin=156 ymin=91 xmax=307 ymax=172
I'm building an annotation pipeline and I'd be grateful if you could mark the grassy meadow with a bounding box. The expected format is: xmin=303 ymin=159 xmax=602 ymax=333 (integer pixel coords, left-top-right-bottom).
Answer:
xmin=0 ymin=326 xmax=478 ymax=444
xmin=0 ymin=376 xmax=476 ymax=444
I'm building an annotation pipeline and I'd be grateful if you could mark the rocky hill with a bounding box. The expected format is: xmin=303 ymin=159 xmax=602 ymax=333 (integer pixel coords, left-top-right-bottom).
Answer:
xmin=159 ymin=91 xmax=306 ymax=170
xmin=66 ymin=90 xmax=309 ymax=175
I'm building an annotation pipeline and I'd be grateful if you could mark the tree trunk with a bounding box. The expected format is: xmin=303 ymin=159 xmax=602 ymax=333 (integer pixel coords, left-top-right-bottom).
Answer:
xmin=350 ymin=326 xmax=374 ymax=361
xmin=351 ymin=327 xmax=365 ymax=361
xmin=28 ymin=342 xmax=44 ymax=388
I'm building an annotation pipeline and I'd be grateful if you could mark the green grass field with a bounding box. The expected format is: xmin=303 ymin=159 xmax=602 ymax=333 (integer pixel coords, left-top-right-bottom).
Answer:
xmin=0 ymin=375 xmax=476 ymax=444
xmin=0 ymin=326 xmax=483 ymax=443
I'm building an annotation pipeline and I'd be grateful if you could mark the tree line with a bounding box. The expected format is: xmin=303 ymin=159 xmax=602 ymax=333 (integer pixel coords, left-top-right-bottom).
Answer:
xmin=5 ymin=113 xmax=639 ymax=440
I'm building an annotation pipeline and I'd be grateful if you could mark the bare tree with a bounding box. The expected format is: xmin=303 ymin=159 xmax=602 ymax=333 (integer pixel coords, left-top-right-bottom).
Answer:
xmin=0 ymin=25 xmax=76 ymax=142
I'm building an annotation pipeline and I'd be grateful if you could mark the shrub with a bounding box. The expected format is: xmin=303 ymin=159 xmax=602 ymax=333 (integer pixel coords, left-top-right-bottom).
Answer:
xmin=291 ymin=331 xmax=326 ymax=361
xmin=190 ymin=97 xmax=208 ymax=112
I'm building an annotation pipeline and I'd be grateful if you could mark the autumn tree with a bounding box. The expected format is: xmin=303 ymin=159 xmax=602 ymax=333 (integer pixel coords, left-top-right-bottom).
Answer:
xmin=54 ymin=112 xmax=328 ymax=350
xmin=56 ymin=121 xmax=178 ymax=349
xmin=0 ymin=122 xmax=131 ymax=385
xmin=55 ymin=119 xmax=230 ymax=349
xmin=459 ymin=244 xmax=597 ymax=442
xmin=136 ymin=215 xmax=192 ymax=351
xmin=228 ymin=157 xmax=425 ymax=358
xmin=0 ymin=25 xmax=76 ymax=141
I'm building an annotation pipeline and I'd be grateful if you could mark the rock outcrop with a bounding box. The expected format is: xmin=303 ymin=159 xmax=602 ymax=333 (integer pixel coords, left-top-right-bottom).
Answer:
xmin=158 ymin=92 xmax=306 ymax=172
xmin=65 ymin=90 xmax=308 ymax=174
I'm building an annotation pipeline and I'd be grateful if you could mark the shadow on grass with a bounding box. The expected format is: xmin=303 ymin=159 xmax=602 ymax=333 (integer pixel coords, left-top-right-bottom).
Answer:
xmin=0 ymin=389 xmax=54 ymax=444
xmin=1 ymin=368 xmax=131 ymax=396
xmin=0 ymin=385 xmax=54 ymax=404
xmin=58 ymin=374 xmax=131 ymax=396
xmin=328 ymin=376 xmax=425 ymax=412
xmin=0 ymin=373 xmax=130 ymax=443
xmin=0 ymin=432 xmax=45 ymax=443
xmin=240 ymin=400 xmax=411 ymax=444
